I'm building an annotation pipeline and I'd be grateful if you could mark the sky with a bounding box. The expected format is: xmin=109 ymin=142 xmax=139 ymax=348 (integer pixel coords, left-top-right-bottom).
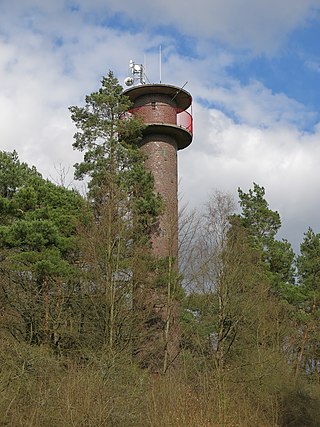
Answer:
xmin=0 ymin=0 xmax=320 ymax=251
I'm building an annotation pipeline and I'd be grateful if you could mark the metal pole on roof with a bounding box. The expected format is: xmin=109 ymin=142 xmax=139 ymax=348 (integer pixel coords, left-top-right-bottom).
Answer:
xmin=159 ymin=45 xmax=162 ymax=84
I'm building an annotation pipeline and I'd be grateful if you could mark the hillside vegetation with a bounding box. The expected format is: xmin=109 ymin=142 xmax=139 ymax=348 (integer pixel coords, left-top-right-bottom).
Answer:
xmin=0 ymin=73 xmax=319 ymax=426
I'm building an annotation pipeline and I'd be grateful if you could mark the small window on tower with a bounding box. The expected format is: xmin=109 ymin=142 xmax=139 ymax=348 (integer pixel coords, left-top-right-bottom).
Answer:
xmin=151 ymin=101 xmax=156 ymax=110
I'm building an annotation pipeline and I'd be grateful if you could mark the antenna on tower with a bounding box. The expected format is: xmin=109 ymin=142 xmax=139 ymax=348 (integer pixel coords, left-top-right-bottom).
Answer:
xmin=124 ymin=59 xmax=146 ymax=87
xmin=144 ymin=54 xmax=147 ymax=77
xmin=159 ymin=45 xmax=162 ymax=84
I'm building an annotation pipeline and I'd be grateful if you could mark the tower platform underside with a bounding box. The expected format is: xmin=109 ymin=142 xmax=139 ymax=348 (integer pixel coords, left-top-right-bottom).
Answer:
xmin=140 ymin=123 xmax=192 ymax=150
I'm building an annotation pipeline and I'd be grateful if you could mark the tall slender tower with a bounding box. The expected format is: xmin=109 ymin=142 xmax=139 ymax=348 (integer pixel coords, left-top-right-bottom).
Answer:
xmin=123 ymin=83 xmax=193 ymax=260
xmin=123 ymin=64 xmax=193 ymax=372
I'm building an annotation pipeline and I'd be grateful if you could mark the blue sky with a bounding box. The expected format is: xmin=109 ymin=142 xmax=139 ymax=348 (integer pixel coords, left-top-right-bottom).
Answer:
xmin=0 ymin=0 xmax=320 ymax=251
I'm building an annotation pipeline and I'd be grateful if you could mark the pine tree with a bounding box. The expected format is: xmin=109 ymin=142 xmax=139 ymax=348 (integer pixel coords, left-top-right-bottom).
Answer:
xmin=69 ymin=71 xmax=163 ymax=360
xmin=295 ymin=228 xmax=320 ymax=380
xmin=236 ymin=183 xmax=295 ymax=292
xmin=0 ymin=151 xmax=85 ymax=350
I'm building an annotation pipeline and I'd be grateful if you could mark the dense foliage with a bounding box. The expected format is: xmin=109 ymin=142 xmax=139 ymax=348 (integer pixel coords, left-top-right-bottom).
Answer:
xmin=0 ymin=151 xmax=85 ymax=349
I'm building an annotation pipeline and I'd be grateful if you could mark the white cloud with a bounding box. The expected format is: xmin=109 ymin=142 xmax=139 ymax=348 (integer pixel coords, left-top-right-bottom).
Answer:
xmin=0 ymin=2 xmax=163 ymax=183
xmin=203 ymin=80 xmax=316 ymax=128
xmin=305 ymin=59 xmax=320 ymax=73
xmin=86 ymin=0 xmax=320 ymax=53
xmin=179 ymin=103 xmax=320 ymax=250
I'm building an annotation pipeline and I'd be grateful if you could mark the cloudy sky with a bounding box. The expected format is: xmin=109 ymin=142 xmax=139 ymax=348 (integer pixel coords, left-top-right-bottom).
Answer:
xmin=1 ymin=0 xmax=320 ymax=251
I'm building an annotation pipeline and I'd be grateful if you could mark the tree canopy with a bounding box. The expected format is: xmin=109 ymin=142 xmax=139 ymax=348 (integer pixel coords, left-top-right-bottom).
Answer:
xmin=235 ymin=183 xmax=295 ymax=290
xmin=0 ymin=150 xmax=86 ymax=347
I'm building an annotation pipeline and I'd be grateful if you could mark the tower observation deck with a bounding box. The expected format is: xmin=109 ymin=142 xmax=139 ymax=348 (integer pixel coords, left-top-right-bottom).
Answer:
xmin=123 ymin=83 xmax=193 ymax=261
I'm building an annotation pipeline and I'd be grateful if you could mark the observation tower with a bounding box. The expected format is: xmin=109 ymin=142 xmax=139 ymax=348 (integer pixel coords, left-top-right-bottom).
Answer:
xmin=123 ymin=60 xmax=193 ymax=262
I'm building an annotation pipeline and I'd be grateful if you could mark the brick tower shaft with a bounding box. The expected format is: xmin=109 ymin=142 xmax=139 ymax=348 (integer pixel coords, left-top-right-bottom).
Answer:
xmin=123 ymin=83 xmax=192 ymax=372
xmin=141 ymin=134 xmax=178 ymax=257
xmin=123 ymin=84 xmax=192 ymax=261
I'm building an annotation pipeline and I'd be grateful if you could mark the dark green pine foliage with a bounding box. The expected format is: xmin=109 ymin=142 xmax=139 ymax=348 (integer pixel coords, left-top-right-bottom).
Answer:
xmin=295 ymin=228 xmax=320 ymax=379
xmin=297 ymin=228 xmax=320 ymax=297
xmin=0 ymin=150 xmax=41 ymax=199
xmin=69 ymin=71 xmax=162 ymax=354
xmin=0 ymin=150 xmax=86 ymax=349
xmin=236 ymin=183 xmax=295 ymax=293
xmin=69 ymin=70 xmax=162 ymax=231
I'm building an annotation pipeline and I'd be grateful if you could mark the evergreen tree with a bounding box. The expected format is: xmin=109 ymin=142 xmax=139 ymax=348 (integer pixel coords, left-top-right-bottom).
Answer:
xmin=236 ymin=183 xmax=295 ymax=292
xmin=0 ymin=150 xmax=41 ymax=199
xmin=295 ymin=228 xmax=320 ymax=380
xmin=0 ymin=151 xmax=85 ymax=350
xmin=69 ymin=71 xmax=163 ymax=361
xmin=69 ymin=71 xmax=161 ymax=222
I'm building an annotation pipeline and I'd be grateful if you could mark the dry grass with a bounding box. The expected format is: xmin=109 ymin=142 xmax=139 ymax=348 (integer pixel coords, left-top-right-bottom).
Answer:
xmin=0 ymin=341 xmax=148 ymax=426
xmin=0 ymin=339 xmax=319 ymax=427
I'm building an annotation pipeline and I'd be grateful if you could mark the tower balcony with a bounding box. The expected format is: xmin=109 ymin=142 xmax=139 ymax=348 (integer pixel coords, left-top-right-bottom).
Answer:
xmin=123 ymin=83 xmax=193 ymax=150
xmin=128 ymin=105 xmax=193 ymax=150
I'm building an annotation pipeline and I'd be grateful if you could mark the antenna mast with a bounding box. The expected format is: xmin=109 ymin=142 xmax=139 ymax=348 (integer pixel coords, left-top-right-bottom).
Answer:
xmin=159 ymin=45 xmax=162 ymax=84
xmin=124 ymin=60 xmax=145 ymax=87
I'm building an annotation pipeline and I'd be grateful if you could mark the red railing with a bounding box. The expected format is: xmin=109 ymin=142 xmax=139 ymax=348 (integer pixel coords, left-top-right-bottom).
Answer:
xmin=177 ymin=110 xmax=193 ymax=134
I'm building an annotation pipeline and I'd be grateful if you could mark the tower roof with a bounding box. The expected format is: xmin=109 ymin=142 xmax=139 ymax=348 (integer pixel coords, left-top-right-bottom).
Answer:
xmin=123 ymin=84 xmax=192 ymax=111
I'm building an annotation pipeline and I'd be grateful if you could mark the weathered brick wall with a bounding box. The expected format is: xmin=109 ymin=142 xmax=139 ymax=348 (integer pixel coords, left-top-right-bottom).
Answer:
xmin=126 ymin=86 xmax=192 ymax=372
xmin=140 ymin=134 xmax=178 ymax=259
xmin=131 ymin=93 xmax=180 ymax=260
xmin=134 ymin=94 xmax=177 ymax=126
